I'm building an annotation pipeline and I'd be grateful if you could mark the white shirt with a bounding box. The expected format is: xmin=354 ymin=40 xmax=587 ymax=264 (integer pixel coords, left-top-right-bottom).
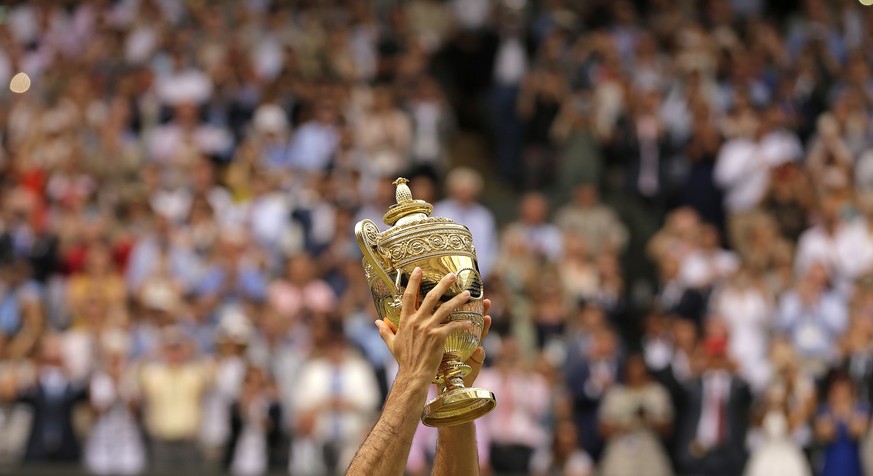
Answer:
xmin=293 ymin=353 xmax=380 ymax=445
xmin=711 ymin=286 xmax=773 ymax=391
xmin=493 ymin=36 xmax=527 ymax=86
xmin=679 ymin=249 xmax=739 ymax=289
xmin=714 ymin=137 xmax=769 ymax=212
xmin=777 ymin=290 xmax=848 ymax=361
xmin=835 ymin=219 xmax=873 ymax=280
xmin=794 ymin=225 xmax=843 ymax=277
xmin=696 ymin=371 xmax=732 ymax=448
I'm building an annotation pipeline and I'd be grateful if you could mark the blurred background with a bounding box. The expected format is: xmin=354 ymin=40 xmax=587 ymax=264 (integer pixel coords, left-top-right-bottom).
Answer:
xmin=0 ymin=0 xmax=872 ymax=475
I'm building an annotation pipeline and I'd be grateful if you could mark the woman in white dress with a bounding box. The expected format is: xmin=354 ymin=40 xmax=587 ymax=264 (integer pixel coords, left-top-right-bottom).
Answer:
xmin=744 ymin=380 xmax=812 ymax=476
xmin=598 ymin=353 xmax=673 ymax=476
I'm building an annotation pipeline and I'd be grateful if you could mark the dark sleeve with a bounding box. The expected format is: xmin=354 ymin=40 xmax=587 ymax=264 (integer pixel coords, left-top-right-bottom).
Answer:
xmin=16 ymin=384 xmax=38 ymax=406
xmin=72 ymin=381 xmax=89 ymax=403
xmin=223 ymin=401 xmax=243 ymax=470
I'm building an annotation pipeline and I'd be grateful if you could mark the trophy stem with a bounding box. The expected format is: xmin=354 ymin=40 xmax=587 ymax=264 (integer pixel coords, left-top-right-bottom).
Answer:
xmin=438 ymin=353 xmax=470 ymax=391
xmin=421 ymin=354 xmax=497 ymax=427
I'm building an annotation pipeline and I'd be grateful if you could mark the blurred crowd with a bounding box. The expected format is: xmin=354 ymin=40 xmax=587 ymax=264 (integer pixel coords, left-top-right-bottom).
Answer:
xmin=1 ymin=0 xmax=873 ymax=476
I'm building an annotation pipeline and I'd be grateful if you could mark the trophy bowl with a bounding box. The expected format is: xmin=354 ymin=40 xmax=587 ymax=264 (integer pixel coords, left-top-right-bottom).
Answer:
xmin=356 ymin=178 xmax=496 ymax=426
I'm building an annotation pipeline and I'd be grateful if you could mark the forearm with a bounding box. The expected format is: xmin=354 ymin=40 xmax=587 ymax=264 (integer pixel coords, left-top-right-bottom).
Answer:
xmin=346 ymin=374 xmax=430 ymax=476
xmin=433 ymin=422 xmax=479 ymax=476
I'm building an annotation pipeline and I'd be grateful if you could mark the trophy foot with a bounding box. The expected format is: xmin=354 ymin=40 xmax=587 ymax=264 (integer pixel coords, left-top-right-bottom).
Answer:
xmin=421 ymin=355 xmax=496 ymax=427
xmin=422 ymin=387 xmax=496 ymax=427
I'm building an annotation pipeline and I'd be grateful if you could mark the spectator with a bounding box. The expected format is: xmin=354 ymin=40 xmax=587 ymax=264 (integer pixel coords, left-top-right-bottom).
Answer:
xmin=565 ymin=327 xmax=621 ymax=460
xmin=0 ymin=259 xmax=44 ymax=360
xmin=777 ymin=262 xmax=849 ymax=377
xmin=674 ymin=335 xmax=752 ymax=476
xmin=226 ymin=366 xmax=282 ymax=476
xmin=84 ymin=348 xmax=146 ymax=476
xmin=477 ymin=337 xmax=552 ymax=474
xmin=529 ymin=419 xmax=593 ymax=476
xmin=286 ymin=99 xmax=341 ymax=173
xmin=554 ymin=184 xmax=629 ymax=256
xmin=433 ymin=167 xmax=499 ymax=278
xmin=677 ymin=223 xmax=738 ymax=291
xmin=291 ymin=319 xmax=379 ymax=475
xmin=815 ymin=372 xmax=870 ymax=476
xmin=597 ymin=353 xmax=673 ymax=476
xmin=139 ymin=327 xmax=213 ymax=473
xmin=709 ymin=267 xmax=774 ymax=391
xmin=502 ymin=191 xmax=563 ymax=262
xmin=355 ymin=85 xmax=412 ymax=178
xmin=744 ymin=380 xmax=812 ymax=476
xmin=199 ymin=308 xmax=252 ymax=468
xmin=19 ymin=334 xmax=88 ymax=465
xmin=0 ymin=366 xmax=31 ymax=466
xmin=794 ymin=193 xmax=849 ymax=282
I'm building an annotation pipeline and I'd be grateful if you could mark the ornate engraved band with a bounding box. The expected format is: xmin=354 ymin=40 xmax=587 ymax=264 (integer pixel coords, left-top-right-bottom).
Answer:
xmin=378 ymin=221 xmax=477 ymax=266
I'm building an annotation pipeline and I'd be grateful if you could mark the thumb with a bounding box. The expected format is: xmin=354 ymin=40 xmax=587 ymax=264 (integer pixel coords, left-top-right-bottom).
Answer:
xmin=469 ymin=346 xmax=486 ymax=365
xmin=375 ymin=319 xmax=395 ymax=347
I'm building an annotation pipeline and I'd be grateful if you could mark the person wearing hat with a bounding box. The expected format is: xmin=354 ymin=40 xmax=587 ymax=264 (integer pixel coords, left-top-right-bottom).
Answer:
xmin=674 ymin=333 xmax=753 ymax=476
xmin=138 ymin=326 xmax=213 ymax=473
xmin=199 ymin=307 xmax=253 ymax=469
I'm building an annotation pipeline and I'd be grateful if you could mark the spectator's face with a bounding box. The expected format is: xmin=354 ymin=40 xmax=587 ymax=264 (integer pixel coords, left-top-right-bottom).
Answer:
xmin=580 ymin=306 xmax=606 ymax=329
xmin=672 ymin=318 xmax=697 ymax=350
xmin=828 ymin=380 xmax=854 ymax=407
xmin=591 ymin=331 xmax=617 ymax=359
xmin=39 ymin=336 xmax=65 ymax=369
xmin=86 ymin=245 xmax=113 ymax=275
xmin=163 ymin=342 xmax=187 ymax=365
xmin=563 ymin=233 xmax=589 ymax=258
xmin=191 ymin=159 xmax=216 ymax=190
xmin=520 ymin=194 xmax=548 ymax=224
xmin=624 ymin=355 xmax=648 ymax=386
xmin=699 ymin=225 xmax=720 ymax=249
xmin=573 ymin=184 xmax=599 ymax=207
xmin=0 ymin=372 xmax=17 ymax=402
xmin=554 ymin=420 xmax=579 ymax=454
xmin=450 ymin=182 xmax=477 ymax=204
xmin=372 ymin=88 xmax=393 ymax=111
xmin=287 ymin=255 xmax=316 ymax=284
xmin=175 ymin=103 xmax=200 ymax=125
xmin=411 ymin=176 xmax=437 ymax=205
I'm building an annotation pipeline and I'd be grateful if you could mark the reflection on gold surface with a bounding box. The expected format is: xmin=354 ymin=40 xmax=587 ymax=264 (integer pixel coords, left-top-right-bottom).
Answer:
xmin=355 ymin=178 xmax=496 ymax=426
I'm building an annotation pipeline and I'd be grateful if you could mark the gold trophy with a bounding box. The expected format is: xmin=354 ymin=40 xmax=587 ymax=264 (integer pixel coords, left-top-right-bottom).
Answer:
xmin=355 ymin=178 xmax=496 ymax=426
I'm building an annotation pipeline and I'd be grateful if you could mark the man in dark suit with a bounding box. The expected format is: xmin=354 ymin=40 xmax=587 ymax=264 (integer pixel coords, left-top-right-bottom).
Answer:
xmin=19 ymin=334 xmax=88 ymax=463
xmin=565 ymin=327 xmax=622 ymax=461
xmin=674 ymin=334 xmax=752 ymax=476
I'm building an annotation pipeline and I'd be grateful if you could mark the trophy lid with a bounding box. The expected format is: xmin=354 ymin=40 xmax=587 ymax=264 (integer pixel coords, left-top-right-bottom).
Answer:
xmin=383 ymin=178 xmax=433 ymax=226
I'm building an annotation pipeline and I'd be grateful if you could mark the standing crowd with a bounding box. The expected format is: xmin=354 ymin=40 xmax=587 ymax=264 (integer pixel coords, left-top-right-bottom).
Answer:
xmin=1 ymin=0 xmax=873 ymax=475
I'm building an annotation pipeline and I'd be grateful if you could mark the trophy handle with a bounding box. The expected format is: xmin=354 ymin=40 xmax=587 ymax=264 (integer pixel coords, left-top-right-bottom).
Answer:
xmin=355 ymin=219 xmax=396 ymax=293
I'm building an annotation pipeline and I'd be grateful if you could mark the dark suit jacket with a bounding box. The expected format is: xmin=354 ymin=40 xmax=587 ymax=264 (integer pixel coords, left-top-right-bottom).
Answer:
xmin=564 ymin=349 xmax=620 ymax=460
xmin=19 ymin=379 xmax=88 ymax=463
xmin=674 ymin=373 xmax=752 ymax=476
xmin=607 ymin=114 xmax=675 ymax=201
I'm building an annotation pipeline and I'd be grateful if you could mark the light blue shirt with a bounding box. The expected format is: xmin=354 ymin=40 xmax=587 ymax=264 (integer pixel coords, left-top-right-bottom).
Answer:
xmin=286 ymin=121 xmax=338 ymax=171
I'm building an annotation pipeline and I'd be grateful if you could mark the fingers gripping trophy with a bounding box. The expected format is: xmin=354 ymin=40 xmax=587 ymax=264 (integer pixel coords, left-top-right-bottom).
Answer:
xmin=355 ymin=178 xmax=496 ymax=426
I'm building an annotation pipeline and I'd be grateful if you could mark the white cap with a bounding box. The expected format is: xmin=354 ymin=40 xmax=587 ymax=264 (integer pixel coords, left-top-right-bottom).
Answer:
xmin=253 ymin=104 xmax=289 ymax=135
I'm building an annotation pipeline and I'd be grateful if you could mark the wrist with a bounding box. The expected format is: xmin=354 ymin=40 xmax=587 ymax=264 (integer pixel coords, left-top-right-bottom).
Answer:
xmin=438 ymin=421 xmax=475 ymax=436
xmin=394 ymin=369 xmax=434 ymax=391
xmin=390 ymin=371 xmax=432 ymax=408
